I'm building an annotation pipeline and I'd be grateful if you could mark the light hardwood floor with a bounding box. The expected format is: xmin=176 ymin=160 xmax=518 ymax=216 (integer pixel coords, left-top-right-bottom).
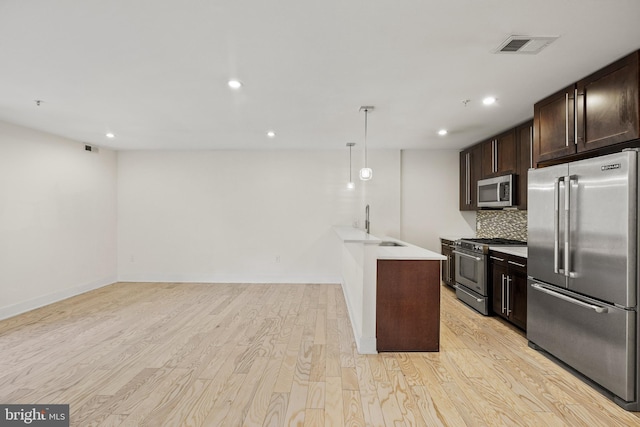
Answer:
xmin=1 ymin=282 xmax=639 ymax=426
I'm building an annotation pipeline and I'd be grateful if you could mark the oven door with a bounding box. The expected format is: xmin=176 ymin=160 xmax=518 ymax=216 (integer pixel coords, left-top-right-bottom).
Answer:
xmin=453 ymin=249 xmax=486 ymax=295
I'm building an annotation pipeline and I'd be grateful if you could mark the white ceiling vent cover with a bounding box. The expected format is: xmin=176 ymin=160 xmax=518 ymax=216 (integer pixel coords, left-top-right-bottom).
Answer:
xmin=494 ymin=35 xmax=559 ymax=54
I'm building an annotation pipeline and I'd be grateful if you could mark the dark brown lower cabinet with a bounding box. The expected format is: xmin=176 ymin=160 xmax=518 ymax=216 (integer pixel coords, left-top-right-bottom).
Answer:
xmin=376 ymin=259 xmax=440 ymax=352
xmin=490 ymin=252 xmax=527 ymax=330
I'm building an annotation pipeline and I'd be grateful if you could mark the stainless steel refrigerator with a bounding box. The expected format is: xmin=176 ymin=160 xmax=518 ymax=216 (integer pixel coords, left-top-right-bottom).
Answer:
xmin=528 ymin=150 xmax=639 ymax=410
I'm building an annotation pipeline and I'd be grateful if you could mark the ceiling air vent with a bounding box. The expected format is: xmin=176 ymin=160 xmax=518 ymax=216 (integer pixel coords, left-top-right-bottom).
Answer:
xmin=494 ymin=35 xmax=558 ymax=54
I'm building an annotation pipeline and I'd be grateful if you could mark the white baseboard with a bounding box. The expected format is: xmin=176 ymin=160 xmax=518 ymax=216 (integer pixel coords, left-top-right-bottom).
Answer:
xmin=357 ymin=336 xmax=377 ymax=354
xmin=339 ymin=279 xmax=377 ymax=355
xmin=0 ymin=275 xmax=117 ymax=321
xmin=117 ymin=273 xmax=342 ymax=284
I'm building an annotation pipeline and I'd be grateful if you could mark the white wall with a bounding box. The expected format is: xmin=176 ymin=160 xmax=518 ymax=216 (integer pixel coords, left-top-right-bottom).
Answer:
xmin=363 ymin=150 xmax=401 ymax=238
xmin=0 ymin=129 xmax=471 ymax=320
xmin=400 ymin=149 xmax=475 ymax=252
xmin=117 ymin=150 xmax=400 ymax=283
xmin=0 ymin=121 xmax=118 ymax=320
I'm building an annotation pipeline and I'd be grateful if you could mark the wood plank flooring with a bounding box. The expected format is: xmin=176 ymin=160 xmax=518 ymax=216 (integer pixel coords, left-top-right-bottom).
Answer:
xmin=1 ymin=282 xmax=639 ymax=426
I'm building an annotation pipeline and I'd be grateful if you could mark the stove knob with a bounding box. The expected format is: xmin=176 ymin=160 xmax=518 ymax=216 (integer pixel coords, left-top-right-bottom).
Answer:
xmin=475 ymin=245 xmax=481 ymax=251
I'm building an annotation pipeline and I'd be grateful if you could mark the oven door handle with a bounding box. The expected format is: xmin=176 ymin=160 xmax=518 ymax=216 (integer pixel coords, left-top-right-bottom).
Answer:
xmin=452 ymin=250 xmax=482 ymax=261
xmin=454 ymin=284 xmax=483 ymax=303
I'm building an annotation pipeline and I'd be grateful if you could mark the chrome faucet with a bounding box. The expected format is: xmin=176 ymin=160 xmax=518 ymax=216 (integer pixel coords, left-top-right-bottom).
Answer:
xmin=365 ymin=204 xmax=370 ymax=234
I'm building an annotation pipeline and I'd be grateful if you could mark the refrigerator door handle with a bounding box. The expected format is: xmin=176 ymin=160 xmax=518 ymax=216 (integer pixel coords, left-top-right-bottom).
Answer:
xmin=563 ymin=175 xmax=572 ymax=278
xmin=554 ymin=177 xmax=562 ymax=274
xmin=531 ymin=283 xmax=609 ymax=314
xmin=566 ymin=176 xmax=577 ymax=278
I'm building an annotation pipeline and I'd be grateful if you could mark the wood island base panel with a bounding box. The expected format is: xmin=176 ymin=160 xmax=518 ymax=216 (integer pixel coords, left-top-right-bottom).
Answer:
xmin=376 ymin=259 xmax=440 ymax=352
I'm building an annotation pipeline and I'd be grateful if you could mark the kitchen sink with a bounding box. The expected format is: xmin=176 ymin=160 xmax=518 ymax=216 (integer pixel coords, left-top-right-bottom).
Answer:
xmin=379 ymin=241 xmax=405 ymax=247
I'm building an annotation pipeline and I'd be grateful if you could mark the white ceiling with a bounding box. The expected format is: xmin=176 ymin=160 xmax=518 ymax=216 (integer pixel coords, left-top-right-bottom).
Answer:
xmin=1 ymin=0 xmax=640 ymax=151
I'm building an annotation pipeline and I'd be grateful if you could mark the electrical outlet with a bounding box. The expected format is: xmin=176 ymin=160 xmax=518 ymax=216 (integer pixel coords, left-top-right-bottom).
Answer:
xmin=275 ymin=255 xmax=280 ymax=263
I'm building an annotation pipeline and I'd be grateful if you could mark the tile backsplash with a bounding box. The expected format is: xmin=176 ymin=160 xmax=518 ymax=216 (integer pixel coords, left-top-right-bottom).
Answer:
xmin=476 ymin=210 xmax=527 ymax=242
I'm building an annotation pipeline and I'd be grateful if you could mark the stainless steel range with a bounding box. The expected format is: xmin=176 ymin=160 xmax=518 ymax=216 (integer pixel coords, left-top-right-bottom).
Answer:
xmin=453 ymin=238 xmax=526 ymax=315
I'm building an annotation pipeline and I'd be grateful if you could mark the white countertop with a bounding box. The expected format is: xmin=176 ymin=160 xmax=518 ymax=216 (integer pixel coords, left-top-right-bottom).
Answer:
xmin=333 ymin=226 xmax=382 ymax=244
xmin=334 ymin=226 xmax=445 ymax=261
xmin=489 ymin=246 xmax=528 ymax=258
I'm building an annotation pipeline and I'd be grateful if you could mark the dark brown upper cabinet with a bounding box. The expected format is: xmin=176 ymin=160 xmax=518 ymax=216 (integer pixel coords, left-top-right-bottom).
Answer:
xmin=576 ymin=51 xmax=639 ymax=152
xmin=533 ymin=84 xmax=577 ymax=165
xmin=481 ymin=129 xmax=517 ymax=178
xmin=534 ymin=51 xmax=639 ymax=166
xmin=459 ymin=144 xmax=482 ymax=211
xmin=460 ymin=121 xmax=531 ymax=211
xmin=516 ymin=120 xmax=533 ymax=210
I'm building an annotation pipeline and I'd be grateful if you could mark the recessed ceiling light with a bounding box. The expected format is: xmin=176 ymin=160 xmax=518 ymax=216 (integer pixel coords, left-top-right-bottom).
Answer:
xmin=482 ymin=96 xmax=497 ymax=105
xmin=228 ymin=79 xmax=242 ymax=89
xmin=438 ymin=129 xmax=448 ymax=136
xmin=266 ymin=131 xmax=276 ymax=138
xmin=106 ymin=132 xmax=115 ymax=138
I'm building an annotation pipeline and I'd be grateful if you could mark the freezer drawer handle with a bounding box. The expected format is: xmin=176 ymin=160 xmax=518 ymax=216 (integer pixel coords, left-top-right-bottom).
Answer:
xmin=455 ymin=284 xmax=483 ymax=303
xmin=531 ymin=283 xmax=608 ymax=314
xmin=453 ymin=250 xmax=482 ymax=261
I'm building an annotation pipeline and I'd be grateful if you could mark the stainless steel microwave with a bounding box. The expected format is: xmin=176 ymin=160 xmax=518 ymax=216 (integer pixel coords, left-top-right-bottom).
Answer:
xmin=477 ymin=174 xmax=515 ymax=208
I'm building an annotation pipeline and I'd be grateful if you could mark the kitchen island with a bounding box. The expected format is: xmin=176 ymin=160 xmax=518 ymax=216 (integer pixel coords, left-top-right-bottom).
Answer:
xmin=333 ymin=226 xmax=446 ymax=354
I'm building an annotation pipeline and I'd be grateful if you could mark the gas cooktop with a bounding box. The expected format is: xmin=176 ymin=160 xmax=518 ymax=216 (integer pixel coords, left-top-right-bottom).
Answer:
xmin=456 ymin=238 xmax=527 ymax=254
xmin=460 ymin=238 xmax=527 ymax=246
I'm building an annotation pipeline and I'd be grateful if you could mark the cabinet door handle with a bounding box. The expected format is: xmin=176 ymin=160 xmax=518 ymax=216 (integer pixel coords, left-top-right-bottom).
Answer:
xmin=490 ymin=256 xmax=505 ymax=262
xmin=492 ymin=140 xmax=495 ymax=172
xmin=565 ymin=92 xmax=569 ymax=147
xmin=466 ymin=153 xmax=471 ymax=204
xmin=494 ymin=140 xmax=498 ymax=173
xmin=529 ymin=125 xmax=533 ymax=169
xmin=506 ymin=276 xmax=512 ymax=316
xmin=574 ymin=87 xmax=578 ymax=145
xmin=491 ymin=139 xmax=496 ymax=172
xmin=501 ymin=274 xmax=506 ymax=314
xmin=507 ymin=260 xmax=526 ymax=268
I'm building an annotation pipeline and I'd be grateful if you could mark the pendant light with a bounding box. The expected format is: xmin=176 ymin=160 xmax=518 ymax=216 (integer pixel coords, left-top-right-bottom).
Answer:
xmin=346 ymin=142 xmax=356 ymax=189
xmin=359 ymin=106 xmax=374 ymax=181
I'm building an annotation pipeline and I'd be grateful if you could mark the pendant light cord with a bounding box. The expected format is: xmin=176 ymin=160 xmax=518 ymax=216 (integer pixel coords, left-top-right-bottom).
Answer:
xmin=363 ymin=109 xmax=368 ymax=168
xmin=349 ymin=144 xmax=352 ymax=182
